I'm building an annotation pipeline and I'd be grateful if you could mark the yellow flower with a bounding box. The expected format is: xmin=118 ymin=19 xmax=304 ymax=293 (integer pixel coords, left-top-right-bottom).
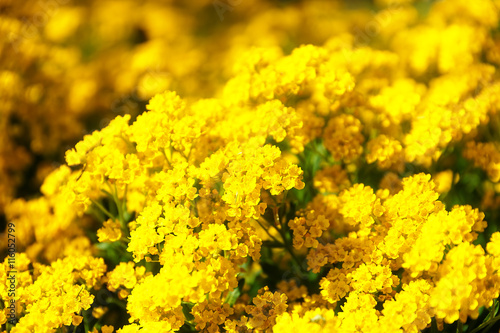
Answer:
xmin=106 ymin=262 xmax=145 ymax=292
xmin=379 ymin=279 xmax=432 ymax=332
xmin=288 ymin=211 xmax=329 ymax=249
xmin=274 ymin=307 xmax=339 ymax=332
xmin=323 ymin=114 xmax=364 ymax=163
xmin=245 ymin=287 xmax=288 ymax=330
xmin=97 ymin=220 xmax=123 ymax=243
xmin=338 ymin=183 xmax=381 ymax=230
xmin=366 ymin=135 xmax=405 ymax=172
xmin=429 ymin=242 xmax=492 ymax=323
xmin=313 ymin=164 xmax=351 ymax=193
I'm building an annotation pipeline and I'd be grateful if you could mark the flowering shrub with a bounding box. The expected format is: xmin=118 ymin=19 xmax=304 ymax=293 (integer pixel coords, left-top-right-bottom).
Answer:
xmin=2 ymin=0 xmax=500 ymax=332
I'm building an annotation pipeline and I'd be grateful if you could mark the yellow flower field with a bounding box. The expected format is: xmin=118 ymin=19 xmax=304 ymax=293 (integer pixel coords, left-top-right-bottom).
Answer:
xmin=2 ymin=0 xmax=500 ymax=332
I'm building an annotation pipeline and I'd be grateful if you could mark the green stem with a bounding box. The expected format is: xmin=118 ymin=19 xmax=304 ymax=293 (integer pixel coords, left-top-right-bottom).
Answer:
xmin=119 ymin=133 xmax=136 ymax=153
xmin=123 ymin=184 xmax=128 ymax=215
xmin=470 ymin=314 xmax=500 ymax=333
xmin=106 ymin=297 xmax=128 ymax=311
xmin=430 ymin=318 xmax=439 ymax=333
xmin=90 ymin=199 xmax=115 ymax=221
xmin=271 ymin=210 xmax=304 ymax=271
xmin=262 ymin=240 xmax=285 ymax=248
xmin=486 ymin=299 xmax=499 ymax=321
xmin=72 ymin=311 xmax=81 ymax=333
xmin=280 ymin=190 xmax=288 ymax=209
xmin=161 ymin=148 xmax=172 ymax=168
xmin=311 ymin=140 xmax=334 ymax=165
xmin=112 ymin=184 xmax=126 ymax=231
xmin=282 ymin=236 xmax=304 ymax=271
xmin=256 ymin=218 xmax=283 ymax=245
xmin=177 ymin=148 xmax=189 ymax=161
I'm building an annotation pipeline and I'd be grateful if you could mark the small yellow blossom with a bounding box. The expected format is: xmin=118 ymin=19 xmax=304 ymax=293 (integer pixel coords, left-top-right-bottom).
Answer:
xmin=97 ymin=220 xmax=123 ymax=243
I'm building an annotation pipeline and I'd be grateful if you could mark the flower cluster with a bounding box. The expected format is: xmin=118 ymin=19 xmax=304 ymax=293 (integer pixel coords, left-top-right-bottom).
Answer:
xmin=2 ymin=0 xmax=500 ymax=333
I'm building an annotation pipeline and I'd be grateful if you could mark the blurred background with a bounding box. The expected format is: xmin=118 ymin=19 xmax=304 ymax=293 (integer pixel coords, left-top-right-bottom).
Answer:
xmin=0 ymin=0 xmax=497 ymax=228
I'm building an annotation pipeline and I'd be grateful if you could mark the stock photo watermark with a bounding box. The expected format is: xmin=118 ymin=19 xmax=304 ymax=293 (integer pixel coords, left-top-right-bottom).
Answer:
xmin=340 ymin=1 xmax=409 ymax=63
xmin=6 ymin=222 xmax=17 ymax=326
xmin=8 ymin=0 xmax=70 ymax=53
xmin=212 ymin=0 xmax=244 ymax=21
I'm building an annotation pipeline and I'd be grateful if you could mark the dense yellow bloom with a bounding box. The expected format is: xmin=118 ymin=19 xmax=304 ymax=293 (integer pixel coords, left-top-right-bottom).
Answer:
xmin=197 ymin=224 xmax=238 ymax=257
xmin=313 ymin=164 xmax=351 ymax=193
xmin=379 ymin=279 xmax=433 ymax=332
xmin=2 ymin=255 xmax=106 ymax=333
xmin=245 ymin=287 xmax=288 ymax=330
xmin=366 ymin=135 xmax=405 ymax=172
xmin=106 ymin=262 xmax=146 ymax=293
xmin=320 ymin=267 xmax=354 ymax=303
xmin=383 ymin=173 xmax=439 ymax=221
xmin=192 ymin=298 xmax=234 ymax=332
xmin=323 ymin=114 xmax=364 ymax=163
xmin=369 ymin=79 xmax=425 ymax=128
xmin=3 ymin=0 xmax=500 ymax=332
xmin=348 ymin=263 xmax=397 ymax=295
xmin=338 ymin=183 xmax=383 ymax=231
xmin=97 ymin=219 xmax=123 ymax=243
xmin=288 ymin=212 xmax=329 ymax=249
xmin=276 ymin=280 xmax=308 ymax=303
xmin=429 ymin=242 xmax=500 ymax=324
xmin=402 ymin=206 xmax=486 ymax=277
xmin=338 ymin=292 xmax=379 ymax=332
xmin=487 ymin=232 xmax=500 ymax=270
xmin=5 ymin=183 xmax=93 ymax=262
xmin=273 ymin=307 xmax=339 ymax=332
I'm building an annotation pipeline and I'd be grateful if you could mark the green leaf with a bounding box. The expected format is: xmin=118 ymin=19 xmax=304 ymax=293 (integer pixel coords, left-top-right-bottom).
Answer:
xmin=225 ymin=285 xmax=241 ymax=306
xmin=181 ymin=301 xmax=195 ymax=322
